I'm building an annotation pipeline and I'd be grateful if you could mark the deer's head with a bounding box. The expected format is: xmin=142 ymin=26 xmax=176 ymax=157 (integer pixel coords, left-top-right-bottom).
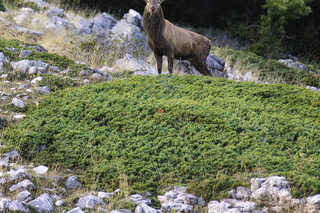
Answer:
xmin=144 ymin=0 xmax=166 ymax=14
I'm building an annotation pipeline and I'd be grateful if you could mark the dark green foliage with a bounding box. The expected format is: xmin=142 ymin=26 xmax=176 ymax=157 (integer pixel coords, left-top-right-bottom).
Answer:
xmin=0 ymin=0 xmax=6 ymax=12
xmin=2 ymin=75 xmax=320 ymax=199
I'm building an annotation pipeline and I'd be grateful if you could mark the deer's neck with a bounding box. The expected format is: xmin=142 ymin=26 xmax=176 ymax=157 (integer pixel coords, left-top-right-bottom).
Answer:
xmin=143 ymin=6 xmax=166 ymax=39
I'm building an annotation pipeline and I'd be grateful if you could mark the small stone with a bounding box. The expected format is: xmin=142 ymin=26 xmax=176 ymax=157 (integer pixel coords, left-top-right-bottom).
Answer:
xmin=16 ymin=190 xmax=32 ymax=202
xmin=76 ymin=195 xmax=104 ymax=209
xmin=9 ymin=179 xmax=36 ymax=192
xmin=84 ymin=79 xmax=90 ymax=83
xmin=0 ymin=178 xmax=6 ymax=184
xmin=13 ymin=114 xmax=26 ymax=120
xmin=66 ymin=176 xmax=81 ymax=189
xmin=55 ymin=200 xmax=64 ymax=206
xmin=12 ymin=98 xmax=25 ymax=108
xmin=37 ymin=86 xmax=50 ymax=95
xmin=98 ymin=191 xmax=114 ymax=199
xmin=33 ymin=165 xmax=49 ymax=175
xmin=3 ymin=149 xmax=20 ymax=159
xmin=8 ymin=200 xmax=29 ymax=212
xmin=91 ymin=73 xmax=102 ymax=80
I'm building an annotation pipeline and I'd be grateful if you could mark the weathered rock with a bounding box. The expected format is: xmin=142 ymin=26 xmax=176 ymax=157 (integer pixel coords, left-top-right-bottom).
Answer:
xmin=33 ymin=165 xmax=49 ymax=175
xmin=0 ymin=17 xmax=11 ymax=26
xmin=135 ymin=203 xmax=158 ymax=213
xmin=8 ymin=200 xmax=30 ymax=212
xmin=67 ymin=207 xmax=85 ymax=213
xmin=0 ymin=157 xmax=9 ymax=167
xmin=46 ymin=7 xmax=65 ymax=18
xmin=111 ymin=18 xmax=145 ymax=42
xmin=124 ymin=9 xmax=143 ymax=28
xmin=11 ymin=60 xmax=49 ymax=74
xmin=27 ymin=193 xmax=54 ymax=212
xmin=79 ymin=70 xmax=90 ymax=77
xmin=38 ymin=86 xmax=50 ymax=95
xmin=21 ymin=7 xmax=35 ymax=14
xmin=66 ymin=176 xmax=81 ymax=189
xmin=251 ymin=176 xmax=292 ymax=209
xmin=76 ymin=195 xmax=104 ymax=209
xmin=9 ymin=179 xmax=36 ymax=192
xmin=208 ymin=201 xmax=240 ymax=213
xmin=0 ymin=198 xmax=10 ymax=210
xmin=130 ymin=194 xmax=151 ymax=205
xmin=3 ymin=149 xmax=20 ymax=158
xmin=278 ymin=59 xmax=308 ymax=71
xmin=77 ymin=19 xmax=93 ymax=34
xmin=91 ymin=73 xmax=102 ymax=80
xmin=110 ymin=209 xmax=132 ymax=213
xmin=16 ymin=190 xmax=33 ymax=202
xmin=8 ymin=168 xmax=27 ymax=180
xmin=92 ymin=12 xmax=118 ymax=35
xmin=11 ymin=24 xmax=44 ymax=38
xmin=206 ymin=54 xmax=226 ymax=77
xmin=115 ymin=53 xmax=156 ymax=73
xmin=223 ymin=199 xmax=257 ymax=212
xmin=55 ymin=200 xmax=64 ymax=206
xmin=0 ymin=178 xmax=6 ymax=184
xmin=307 ymin=85 xmax=320 ymax=92
xmin=236 ymin=186 xmax=252 ymax=200
xmin=89 ymin=67 xmax=113 ymax=81
xmin=12 ymin=97 xmax=25 ymax=108
xmin=161 ymin=202 xmax=193 ymax=213
xmin=0 ymin=52 xmax=8 ymax=64
xmin=306 ymin=194 xmax=320 ymax=213
xmin=29 ymin=66 xmax=47 ymax=74
xmin=45 ymin=16 xmax=75 ymax=31
xmin=7 ymin=47 xmax=20 ymax=53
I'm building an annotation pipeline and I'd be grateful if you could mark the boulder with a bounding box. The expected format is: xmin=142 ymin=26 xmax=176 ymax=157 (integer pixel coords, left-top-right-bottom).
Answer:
xmin=251 ymin=176 xmax=292 ymax=209
xmin=92 ymin=12 xmax=118 ymax=35
xmin=235 ymin=186 xmax=252 ymax=200
xmin=38 ymin=86 xmax=50 ymax=95
xmin=77 ymin=19 xmax=93 ymax=34
xmin=124 ymin=9 xmax=143 ymax=28
xmin=27 ymin=193 xmax=54 ymax=212
xmin=76 ymin=195 xmax=104 ymax=209
xmin=11 ymin=60 xmax=49 ymax=74
xmin=46 ymin=7 xmax=65 ymax=18
xmin=66 ymin=176 xmax=81 ymax=189
xmin=111 ymin=19 xmax=145 ymax=41
xmin=91 ymin=73 xmax=102 ymax=80
xmin=206 ymin=54 xmax=225 ymax=77
xmin=16 ymin=190 xmax=33 ymax=202
xmin=278 ymin=59 xmax=308 ymax=71
xmin=115 ymin=53 xmax=157 ymax=73
xmin=8 ymin=200 xmax=30 ymax=212
xmin=0 ymin=157 xmax=9 ymax=167
xmin=45 ymin=16 xmax=75 ymax=32
xmin=222 ymin=199 xmax=257 ymax=212
xmin=0 ymin=52 xmax=8 ymax=63
xmin=12 ymin=97 xmax=25 ymax=108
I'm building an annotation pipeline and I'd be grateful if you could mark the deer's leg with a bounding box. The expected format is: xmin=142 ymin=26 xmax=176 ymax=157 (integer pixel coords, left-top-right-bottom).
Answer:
xmin=193 ymin=55 xmax=212 ymax=76
xmin=154 ymin=52 xmax=163 ymax=75
xmin=167 ymin=53 xmax=174 ymax=75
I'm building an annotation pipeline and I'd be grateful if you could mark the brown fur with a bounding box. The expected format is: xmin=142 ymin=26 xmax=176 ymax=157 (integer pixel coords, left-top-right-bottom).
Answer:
xmin=143 ymin=0 xmax=212 ymax=75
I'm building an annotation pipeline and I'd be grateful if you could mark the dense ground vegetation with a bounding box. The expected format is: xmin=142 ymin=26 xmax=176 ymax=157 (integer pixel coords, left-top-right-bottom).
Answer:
xmin=2 ymin=75 xmax=320 ymax=200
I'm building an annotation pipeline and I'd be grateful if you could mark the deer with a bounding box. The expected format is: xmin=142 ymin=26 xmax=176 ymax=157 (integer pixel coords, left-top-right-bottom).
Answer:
xmin=142 ymin=0 xmax=212 ymax=76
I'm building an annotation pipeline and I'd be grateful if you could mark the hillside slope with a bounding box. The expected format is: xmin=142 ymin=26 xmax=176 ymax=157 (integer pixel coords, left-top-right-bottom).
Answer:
xmin=2 ymin=75 xmax=320 ymax=200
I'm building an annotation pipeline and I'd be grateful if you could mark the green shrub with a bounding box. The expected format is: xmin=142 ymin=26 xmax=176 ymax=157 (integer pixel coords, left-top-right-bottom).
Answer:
xmin=0 ymin=0 xmax=6 ymax=12
xmin=2 ymin=74 xmax=320 ymax=199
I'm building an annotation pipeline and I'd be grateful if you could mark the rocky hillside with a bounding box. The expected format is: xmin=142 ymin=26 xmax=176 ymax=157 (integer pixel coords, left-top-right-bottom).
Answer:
xmin=0 ymin=0 xmax=320 ymax=213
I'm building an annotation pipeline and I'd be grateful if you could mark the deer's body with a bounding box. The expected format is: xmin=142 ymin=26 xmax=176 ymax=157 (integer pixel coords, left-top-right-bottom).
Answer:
xmin=143 ymin=0 xmax=212 ymax=75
